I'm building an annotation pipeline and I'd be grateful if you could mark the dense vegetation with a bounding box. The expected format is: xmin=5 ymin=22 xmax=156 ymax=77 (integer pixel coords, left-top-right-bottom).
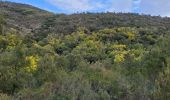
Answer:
xmin=0 ymin=1 xmax=170 ymax=100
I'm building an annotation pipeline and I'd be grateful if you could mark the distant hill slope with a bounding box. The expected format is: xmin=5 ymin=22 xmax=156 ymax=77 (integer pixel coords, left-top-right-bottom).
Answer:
xmin=0 ymin=1 xmax=53 ymax=34
xmin=1 ymin=1 xmax=170 ymax=35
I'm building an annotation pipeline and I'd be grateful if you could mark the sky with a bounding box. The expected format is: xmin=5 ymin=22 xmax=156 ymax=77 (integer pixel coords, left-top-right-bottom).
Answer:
xmin=2 ymin=0 xmax=170 ymax=17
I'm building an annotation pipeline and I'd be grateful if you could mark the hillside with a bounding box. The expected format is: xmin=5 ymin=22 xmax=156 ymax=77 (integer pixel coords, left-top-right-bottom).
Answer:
xmin=0 ymin=1 xmax=53 ymax=34
xmin=1 ymin=1 xmax=170 ymax=35
xmin=0 ymin=1 xmax=170 ymax=100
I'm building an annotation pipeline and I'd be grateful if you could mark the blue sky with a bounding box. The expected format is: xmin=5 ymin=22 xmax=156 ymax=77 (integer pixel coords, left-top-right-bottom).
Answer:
xmin=2 ymin=0 xmax=170 ymax=17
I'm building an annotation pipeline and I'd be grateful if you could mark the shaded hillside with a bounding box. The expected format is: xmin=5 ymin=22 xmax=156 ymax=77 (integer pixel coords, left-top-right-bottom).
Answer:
xmin=0 ymin=1 xmax=53 ymax=34
xmin=37 ymin=13 xmax=170 ymax=35
xmin=1 ymin=1 xmax=170 ymax=36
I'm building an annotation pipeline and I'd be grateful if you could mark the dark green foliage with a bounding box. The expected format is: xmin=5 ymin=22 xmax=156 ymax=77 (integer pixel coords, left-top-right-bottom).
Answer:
xmin=0 ymin=15 xmax=6 ymax=34
xmin=0 ymin=2 xmax=170 ymax=100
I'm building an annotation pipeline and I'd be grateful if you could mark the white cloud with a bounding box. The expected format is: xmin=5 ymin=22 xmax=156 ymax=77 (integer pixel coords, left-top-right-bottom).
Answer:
xmin=45 ymin=0 xmax=170 ymax=17
xmin=111 ymin=0 xmax=132 ymax=12
xmin=140 ymin=0 xmax=170 ymax=17
xmin=45 ymin=0 xmax=104 ymax=11
xmin=133 ymin=0 xmax=141 ymax=4
xmin=45 ymin=0 xmax=139 ymax=14
xmin=45 ymin=0 xmax=133 ymax=13
xmin=104 ymin=0 xmax=132 ymax=13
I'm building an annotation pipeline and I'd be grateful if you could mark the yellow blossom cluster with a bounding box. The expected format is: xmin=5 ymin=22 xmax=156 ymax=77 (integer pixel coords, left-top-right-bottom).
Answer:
xmin=25 ymin=55 xmax=40 ymax=72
